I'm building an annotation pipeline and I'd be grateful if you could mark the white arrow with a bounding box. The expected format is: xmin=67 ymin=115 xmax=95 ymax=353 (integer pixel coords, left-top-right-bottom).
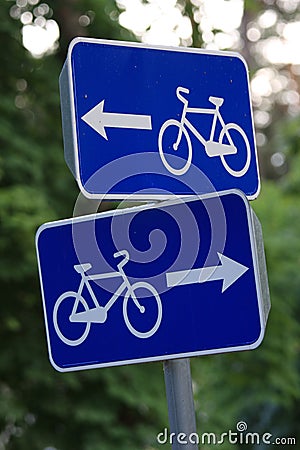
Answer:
xmin=81 ymin=100 xmax=152 ymax=140
xmin=166 ymin=253 xmax=248 ymax=293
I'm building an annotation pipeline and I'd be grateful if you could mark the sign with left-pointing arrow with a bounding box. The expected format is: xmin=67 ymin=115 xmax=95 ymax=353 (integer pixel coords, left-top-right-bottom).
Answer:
xmin=59 ymin=38 xmax=260 ymax=200
xmin=81 ymin=100 xmax=152 ymax=140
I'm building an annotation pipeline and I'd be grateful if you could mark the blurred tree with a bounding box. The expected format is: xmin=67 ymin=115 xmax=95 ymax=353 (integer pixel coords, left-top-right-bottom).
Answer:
xmin=191 ymin=165 xmax=300 ymax=448
xmin=182 ymin=1 xmax=300 ymax=447
xmin=0 ymin=1 xmax=167 ymax=449
xmin=116 ymin=0 xmax=300 ymax=180
xmin=2 ymin=0 xmax=300 ymax=449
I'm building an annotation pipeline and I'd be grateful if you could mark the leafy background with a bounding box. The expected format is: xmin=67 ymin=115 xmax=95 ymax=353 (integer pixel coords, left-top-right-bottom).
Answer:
xmin=1 ymin=0 xmax=300 ymax=448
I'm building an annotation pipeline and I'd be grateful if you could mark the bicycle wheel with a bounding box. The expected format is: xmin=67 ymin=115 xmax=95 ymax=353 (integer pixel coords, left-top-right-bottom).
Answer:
xmin=158 ymin=119 xmax=192 ymax=176
xmin=123 ymin=282 xmax=162 ymax=338
xmin=53 ymin=291 xmax=91 ymax=346
xmin=219 ymin=123 xmax=251 ymax=177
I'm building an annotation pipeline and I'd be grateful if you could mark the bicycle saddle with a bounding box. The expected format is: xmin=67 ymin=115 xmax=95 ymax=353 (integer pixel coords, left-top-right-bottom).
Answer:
xmin=209 ymin=96 xmax=224 ymax=107
xmin=74 ymin=263 xmax=92 ymax=273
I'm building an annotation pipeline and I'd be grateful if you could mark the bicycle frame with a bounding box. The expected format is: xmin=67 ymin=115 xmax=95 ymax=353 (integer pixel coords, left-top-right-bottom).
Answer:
xmin=71 ymin=262 xmax=142 ymax=320
xmin=54 ymin=249 xmax=162 ymax=343
xmin=159 ymin=85 xmax=250 ymax=177
xmin=176 ymin=103 xmax=229 ymax=149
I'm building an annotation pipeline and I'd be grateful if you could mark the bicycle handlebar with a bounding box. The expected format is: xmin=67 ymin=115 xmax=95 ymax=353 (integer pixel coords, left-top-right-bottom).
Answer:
xmin=113 ymin=249 xmax=129 ymax=261
xmin=176 ymin=86 xmax=190 ymax=104
xmin=114 ymin=249 xmax=130 ymax=271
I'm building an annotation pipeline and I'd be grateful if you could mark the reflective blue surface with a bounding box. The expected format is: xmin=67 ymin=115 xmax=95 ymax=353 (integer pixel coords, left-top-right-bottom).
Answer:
xmin=36 ymin=191 xmax=263 ymax=371
xmin=64 ymin=40 xmax=259 ymax=198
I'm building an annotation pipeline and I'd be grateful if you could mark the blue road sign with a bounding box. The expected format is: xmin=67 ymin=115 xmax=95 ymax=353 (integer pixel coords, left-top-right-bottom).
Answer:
xmin=60 ymin=38 xmax=260 ymax=201
xmin=36 ymin=190 xmax=269 ymax=372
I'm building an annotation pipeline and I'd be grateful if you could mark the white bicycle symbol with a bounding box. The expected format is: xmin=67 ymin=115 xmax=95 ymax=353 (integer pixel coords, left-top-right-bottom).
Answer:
xmin=158 ymin=86 xmax=251 ymax=177
xmin=53 ymin=250 xmax=162 ymax=346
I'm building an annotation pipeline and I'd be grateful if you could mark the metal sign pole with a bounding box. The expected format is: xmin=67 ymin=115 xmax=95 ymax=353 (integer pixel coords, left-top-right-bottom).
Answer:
xmin=163 ymin=358 xmax=198 ymax=449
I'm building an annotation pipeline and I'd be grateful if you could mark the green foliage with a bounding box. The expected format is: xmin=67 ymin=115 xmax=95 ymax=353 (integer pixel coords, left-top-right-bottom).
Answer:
xmin=243 ymin=0 xmax=263 ymax=13
xmin=191 ymin=177 xmax=300 ymax=447
xmin=1 ymin=0 xmax=300 ymax=449
xmin=0 ymin=1 xmax=167 ymax=449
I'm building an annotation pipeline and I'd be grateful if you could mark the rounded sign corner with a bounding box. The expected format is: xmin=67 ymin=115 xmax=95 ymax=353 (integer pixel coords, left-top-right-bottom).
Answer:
xmin=35 ymin=222 xmax=50 ymax=247
xmin=77 ymin=178 xmax=90 ymax=196
xmin=68 ymin=36 xmax=86 ymax=56
xmin=49 ymin=354 xmax=68 ymax=373
xmin=232 ymin=51 xmax=250 ymax=74
xmin=247 ymin=325 xmax=265 ymax=351
xmin=223 ymin=188 xmax=249 ymax=205
xmin=77 ymin=180 xmax=101 ymax=200
xmin=248 ymin=179 xmax=261 ymax=201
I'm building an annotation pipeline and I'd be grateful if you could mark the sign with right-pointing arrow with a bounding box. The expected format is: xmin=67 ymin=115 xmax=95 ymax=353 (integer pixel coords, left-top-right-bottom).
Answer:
xmin=166 ymin=252 xmax=249 ymax=293
xmin=36 ymin=189 xmax=270 ymax=371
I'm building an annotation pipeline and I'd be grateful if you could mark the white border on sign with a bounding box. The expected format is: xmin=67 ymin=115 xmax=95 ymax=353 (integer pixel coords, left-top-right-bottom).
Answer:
xmin=35 ymin=189 xmax=266 ymax=372
xmin=65 ymin=37 xmax=260 ymax=201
